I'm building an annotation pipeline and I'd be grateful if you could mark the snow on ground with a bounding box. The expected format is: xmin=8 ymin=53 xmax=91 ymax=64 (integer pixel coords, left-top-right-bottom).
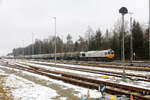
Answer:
xmin=2 ymin=74 xmax=58 ymax=100
xmin=19 ymin=62 xmax=118 ymax=83
xmin=29 ymin=60 xmax=150 ymax=76
xmin=1 ymin=59 xmax=16 ymax=65
xmin=21 ymin=70 xmax=102 ymax=99
xmin=0 ymin=65 xmax=102 ymax=99
xmin=18 ymin=61 xmax=150 ymax=90
xmin=0 ymin=68 xmax=5 ymax=73
xmin=20 ymin=62 xmax=105 ymax=77
xmin=0 ymin=67 xmax=8 ymax=76
xmin=59 ymin=97 xmax=67 ymax=100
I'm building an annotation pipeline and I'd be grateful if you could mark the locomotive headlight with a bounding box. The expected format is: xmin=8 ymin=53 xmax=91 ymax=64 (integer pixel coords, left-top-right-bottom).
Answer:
xmin=107 ymin=54 xmax=115 ymax=58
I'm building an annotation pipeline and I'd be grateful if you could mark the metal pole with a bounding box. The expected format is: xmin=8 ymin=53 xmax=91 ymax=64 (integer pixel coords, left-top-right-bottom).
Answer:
xmin=122 ymin=15 xmax=125 ymax=63
xmin=53 ymin=17 xmax=57 ymax=63
xmin=122 ymin=14 xmax=126 ymax=81
xmin=32 ymin=33 xmax=34 ymax=59
xmin=39 ymin=40 xmax=41 ymax=54
xmin=129 ymin=13 xmax=133 ymax=62
xmin=14 ymin=49 xmax=16 ymax=59
xmin=149 ymin=0 xmax=150 ymax=60
xmin=119 ymin=7 xmax=128 ymax=82
xmin=23 ymin=40 xmax=25 ymax=59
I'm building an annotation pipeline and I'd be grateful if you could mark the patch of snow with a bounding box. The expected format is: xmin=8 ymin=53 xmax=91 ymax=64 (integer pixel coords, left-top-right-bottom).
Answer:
xmin=3 ymin=74 xmax=58 ymax=100
xmin=59 ymin=97 xmax=67 ymax=100
xmin=21 ymin=70 xmax=102 ymax=99
xmin=30 ymin=60 xmax=150 ymax=76
xmin=22 ymin=62 xmax=104 ymax=78
xmin=0 ymin=68 xmax=5 ymax=73
xmin=119 ymin=81 xmax=150 ymax=90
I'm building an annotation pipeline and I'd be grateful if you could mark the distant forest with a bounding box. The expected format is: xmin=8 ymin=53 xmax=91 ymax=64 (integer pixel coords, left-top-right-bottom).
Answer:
xmin=10 ymin=19 xmax=149 ymax=60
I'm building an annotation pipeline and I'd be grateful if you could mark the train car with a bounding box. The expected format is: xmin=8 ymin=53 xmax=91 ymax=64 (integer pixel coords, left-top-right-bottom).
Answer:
xmin=63 ymin=52 xmax=80 ymax=60
xmin=79 ymin=49 xmax=114 ymax=61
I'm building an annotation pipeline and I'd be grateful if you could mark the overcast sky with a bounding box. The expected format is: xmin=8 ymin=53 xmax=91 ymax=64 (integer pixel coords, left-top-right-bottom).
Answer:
xmin=0 ymin=0 xmax=148 ymax=56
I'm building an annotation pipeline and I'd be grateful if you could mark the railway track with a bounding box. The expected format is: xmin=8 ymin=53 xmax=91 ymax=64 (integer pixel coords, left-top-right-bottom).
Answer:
xmin=40 ymin=60 xmax=150 ymax=72
xmin=26 ymin=61 xmax=150 ymax=82
xmin=62 ymin=60 xmax=150 ymax=68
xmin=1 ymin=61 xmax=150 ymax=100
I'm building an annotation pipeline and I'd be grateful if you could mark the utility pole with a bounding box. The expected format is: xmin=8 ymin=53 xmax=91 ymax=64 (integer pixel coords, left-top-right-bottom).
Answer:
xmin=53 ymin=17 xmax=57 ymax=63
xmin=39 ymin=39 xmax=42 ymax=54
xmin=23 ymin=40 xmax=25 ymax=59
xmin=32 ymin=32 xmax=34 ymax=59
xmin=119 ymin=7 xmax=128 ymax=82
xmin=149 ymin=0 xmax=150 ymax=60
xmin=129 ymin=12 xmax=133 ymax=62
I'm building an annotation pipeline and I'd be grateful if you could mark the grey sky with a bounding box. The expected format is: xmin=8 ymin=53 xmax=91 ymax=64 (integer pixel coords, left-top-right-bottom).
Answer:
xmin=0 ymin=0 xmax=148 ymax=56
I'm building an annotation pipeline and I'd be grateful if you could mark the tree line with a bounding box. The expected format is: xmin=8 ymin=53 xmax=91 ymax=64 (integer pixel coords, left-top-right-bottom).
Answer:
xmin=12 ymin=19 xmax=149 ymax=60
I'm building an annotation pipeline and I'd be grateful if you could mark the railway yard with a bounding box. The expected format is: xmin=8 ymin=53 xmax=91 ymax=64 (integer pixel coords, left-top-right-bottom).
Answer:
xmin=0 ymin=59 xmax=149 ymax=100
xmin=0 ymin=0 xmax=148 ymax=100
xmin=0 ymin=0 xmax=149 ymax=99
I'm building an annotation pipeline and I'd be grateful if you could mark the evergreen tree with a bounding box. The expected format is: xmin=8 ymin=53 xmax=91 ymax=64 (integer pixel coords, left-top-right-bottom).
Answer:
xmin=95 ymin=29 xmax=103 ymax=50
xmin=66 ymin=34 xmax=73 ymax=52
xmin=132 ymin=20 xmax=144 ymax=59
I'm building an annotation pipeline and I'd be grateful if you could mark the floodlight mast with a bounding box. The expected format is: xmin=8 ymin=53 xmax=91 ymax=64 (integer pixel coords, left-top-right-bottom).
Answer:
xmin=119 ymin=7 xmax=128 ymax=82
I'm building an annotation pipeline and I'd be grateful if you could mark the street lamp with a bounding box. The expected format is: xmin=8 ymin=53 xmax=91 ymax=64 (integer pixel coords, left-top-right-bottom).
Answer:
xmin=53 ymin=17 xmax=57 ymax=64
xmin=119 ymin=7 xmax=128 ymax=82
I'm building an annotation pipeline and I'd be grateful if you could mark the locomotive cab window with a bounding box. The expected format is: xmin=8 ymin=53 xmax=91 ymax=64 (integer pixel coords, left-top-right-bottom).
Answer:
xmin=82 ymin=53 xmax=85 ymax=56
xmin=111 ymin=52 xmax=114 ymax=54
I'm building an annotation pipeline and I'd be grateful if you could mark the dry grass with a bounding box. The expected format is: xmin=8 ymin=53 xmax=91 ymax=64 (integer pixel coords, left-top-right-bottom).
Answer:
xmin=0 ymin=75 xmax=13 ymax=100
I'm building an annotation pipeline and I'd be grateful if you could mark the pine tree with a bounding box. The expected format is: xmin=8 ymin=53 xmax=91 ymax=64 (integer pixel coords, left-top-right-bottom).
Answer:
xmin=132 ymin=20 xmax=144 ymax=59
